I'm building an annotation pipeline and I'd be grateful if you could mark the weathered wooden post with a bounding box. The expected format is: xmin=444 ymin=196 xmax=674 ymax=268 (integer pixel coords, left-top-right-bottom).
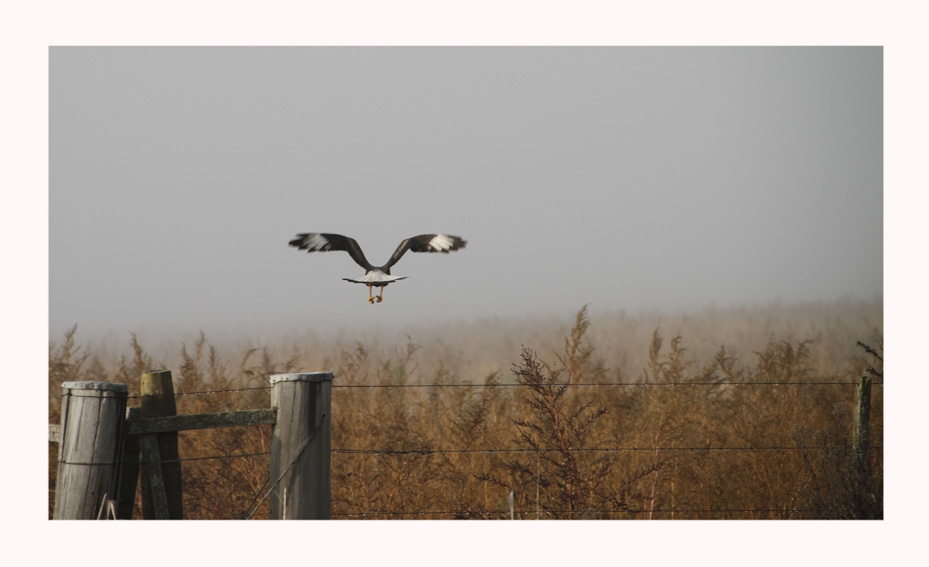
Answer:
xmin=140 ymin=370 xmax=183 ymax=519
xmin=116 ymin=406 xmax=141 ymax=519
xmin=54 ymin=381 xmax=129 ymax=519
xmin=269 ymin=372 xmax=333 ymax=519
xmin=851 ymin=374 xmax=875 ymax=517
xmin=854 ymin=375 xmax=873 ymax=476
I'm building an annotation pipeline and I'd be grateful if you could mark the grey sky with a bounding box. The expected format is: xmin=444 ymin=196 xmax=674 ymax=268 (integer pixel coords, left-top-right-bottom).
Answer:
xmin=49 ymin=47 xmax=882 ymax=339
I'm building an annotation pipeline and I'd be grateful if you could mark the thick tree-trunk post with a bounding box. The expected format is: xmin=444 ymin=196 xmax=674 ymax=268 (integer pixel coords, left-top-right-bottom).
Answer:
xmin=270 ymin=372 xmax=333 ymax=519
xmin=140 ymin=370 xmax=183 ymax=519
xmin=854 ymin=375 xmax=873 ymax=477
xmin=54 ymin=381 xmax=129 ymax=519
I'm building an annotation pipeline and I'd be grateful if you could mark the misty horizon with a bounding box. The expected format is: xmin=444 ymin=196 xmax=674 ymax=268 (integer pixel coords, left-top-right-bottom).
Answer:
xmin=49 ymin=47 xmax=882 ymax=340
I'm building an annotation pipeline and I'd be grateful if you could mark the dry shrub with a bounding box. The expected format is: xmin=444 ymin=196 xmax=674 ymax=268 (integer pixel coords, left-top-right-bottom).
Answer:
xmin=49 ymin=301 xmax=883 ymax=519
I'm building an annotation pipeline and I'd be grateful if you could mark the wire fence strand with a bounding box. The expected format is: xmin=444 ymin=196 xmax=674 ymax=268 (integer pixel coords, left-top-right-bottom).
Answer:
xmin=123 ymin=380 xmax=884 ymax=400
xmin=330 ymin=508 xmax=813 ymax=518
xmin=331 ymin=445 xmax=882 ymax=455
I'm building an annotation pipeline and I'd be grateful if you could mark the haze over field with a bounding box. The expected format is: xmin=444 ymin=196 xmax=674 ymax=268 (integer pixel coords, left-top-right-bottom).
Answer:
xmin=49 ymin=47 xmax=882 ymax=339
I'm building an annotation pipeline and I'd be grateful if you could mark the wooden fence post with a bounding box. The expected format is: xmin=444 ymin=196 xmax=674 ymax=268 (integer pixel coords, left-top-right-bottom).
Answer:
xmin=854 ymin=375 xmax=873 ymax=476
xmin=116 ymin=406 xmax=141 ymax=519
xmin=269 ymin=372 xmax=333 ymax=519
xmin=140 ymin=370 xmax=183 ymax=519
xmin=54 ymin=381 xmax=129 ymax=519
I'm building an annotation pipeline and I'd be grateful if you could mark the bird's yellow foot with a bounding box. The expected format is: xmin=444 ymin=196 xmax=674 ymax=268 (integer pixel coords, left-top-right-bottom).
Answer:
xmin=376 ymin=296 xmax=383 ymax=303
xmin=368 ymin=297 xmax=375 ymax=304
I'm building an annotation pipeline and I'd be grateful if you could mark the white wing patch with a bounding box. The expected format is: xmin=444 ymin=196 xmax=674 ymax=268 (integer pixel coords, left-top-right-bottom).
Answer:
xmin=428 ymin=234 xmax=455 ymax=252
xmin=304 ymin=234 xmax=330 ymax=251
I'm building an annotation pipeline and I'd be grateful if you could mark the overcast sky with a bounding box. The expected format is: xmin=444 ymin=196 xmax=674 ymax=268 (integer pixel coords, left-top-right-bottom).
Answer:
xmin=49 ymin=47 xmax=882 ymax=339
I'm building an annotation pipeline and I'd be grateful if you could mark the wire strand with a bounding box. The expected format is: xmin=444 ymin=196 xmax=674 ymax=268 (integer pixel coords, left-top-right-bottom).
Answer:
xmin=58 ymin=443 xmax=881 ymax=466
xmin=331 ymin=445 xmax=883 ymax=455
xmin=160 ymin=451 xmax=270 ymax=464
xmin=330 ymin=508 xmax=814 ymax=517
xmin=123 ymin=381 xmax=884 ymax=400
xmin=330 ymin=381 xmax=878 ymax=388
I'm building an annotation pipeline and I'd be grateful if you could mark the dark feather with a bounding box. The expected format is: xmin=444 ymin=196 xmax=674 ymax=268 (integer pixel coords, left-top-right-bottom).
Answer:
xmin=383 ymin=234 xmax=467 ymax=271
xmin=288 ymin=233 xmax=375 ymax=271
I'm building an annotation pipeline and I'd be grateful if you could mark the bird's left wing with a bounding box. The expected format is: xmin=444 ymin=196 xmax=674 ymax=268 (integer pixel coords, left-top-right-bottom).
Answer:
xmin=288 ymin=233 xmax=375 ymax=271
xmin=382 ymin=234 xmax=467 ymax=270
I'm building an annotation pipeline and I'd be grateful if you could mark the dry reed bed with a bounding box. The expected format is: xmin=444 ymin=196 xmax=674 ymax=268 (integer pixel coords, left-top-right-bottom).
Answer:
xmin=49 ymin=298 xmax=883 ymax=519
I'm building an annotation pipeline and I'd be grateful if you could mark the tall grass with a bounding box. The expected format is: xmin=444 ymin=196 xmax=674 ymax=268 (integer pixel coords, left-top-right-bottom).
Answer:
xmin=48 ymin=299 xmax=882 ymax=519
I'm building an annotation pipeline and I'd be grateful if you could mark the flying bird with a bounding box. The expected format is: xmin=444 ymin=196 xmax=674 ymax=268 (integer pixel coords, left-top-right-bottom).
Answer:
xmin=288 ymin=233 xmax=467 ymax=303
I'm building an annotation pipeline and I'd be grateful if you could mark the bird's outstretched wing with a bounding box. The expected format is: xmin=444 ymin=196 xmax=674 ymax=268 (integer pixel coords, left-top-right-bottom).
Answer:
xmin=382 ymin=234 xmax=467 ymax=271
xmin=288 ymin=233 xmax=375 ymax=271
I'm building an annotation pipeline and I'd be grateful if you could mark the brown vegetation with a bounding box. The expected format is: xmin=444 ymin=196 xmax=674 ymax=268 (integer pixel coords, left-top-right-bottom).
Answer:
xmin=49 ymin=299 xmax=883 ymax=519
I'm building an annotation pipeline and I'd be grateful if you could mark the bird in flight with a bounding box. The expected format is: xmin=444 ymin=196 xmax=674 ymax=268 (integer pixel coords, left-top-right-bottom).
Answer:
xmin=288 ymin=233 xmax=467 ymax=303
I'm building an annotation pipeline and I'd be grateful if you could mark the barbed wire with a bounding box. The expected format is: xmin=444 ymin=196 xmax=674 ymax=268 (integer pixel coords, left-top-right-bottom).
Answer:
xmin=142 ymin=508 xmax=814 ymax=519
xmin=330 ymin=381 xmax=879 ymax=388
xmin=330 ymin=508 xmax=813 ymax=518
xmin=331 ymin=445 xmax=882 ymax=456
xmin=118 ymin=380 xmax=884 ymax=400
xmin=55 ymin=443 xmax=881 ymax=467
xmin=159 ymin=451 xmax=270 ymax=464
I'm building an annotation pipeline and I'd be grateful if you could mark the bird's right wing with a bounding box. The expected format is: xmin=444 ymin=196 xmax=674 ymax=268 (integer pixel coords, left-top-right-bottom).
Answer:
xmin=383 ymin=234 xmax=467 ymax=271
xmin=288 ymin=233 xmax=375 ymax=271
